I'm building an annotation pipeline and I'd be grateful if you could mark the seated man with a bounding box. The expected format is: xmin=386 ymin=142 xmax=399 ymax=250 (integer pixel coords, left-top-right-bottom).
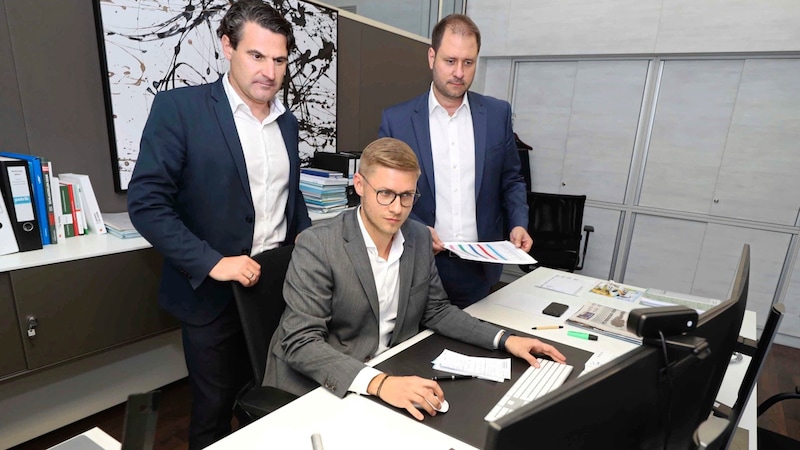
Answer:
xmin=263 ymin=137 xmax=566 ymax=420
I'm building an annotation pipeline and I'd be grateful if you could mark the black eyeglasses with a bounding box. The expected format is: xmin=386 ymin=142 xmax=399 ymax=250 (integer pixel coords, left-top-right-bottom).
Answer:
xmin=361 ymin=175 xmax=421 ymax=207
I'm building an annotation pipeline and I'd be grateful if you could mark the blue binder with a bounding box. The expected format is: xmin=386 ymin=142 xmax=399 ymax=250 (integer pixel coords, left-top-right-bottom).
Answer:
xmin=0 ymin=152 xmax=50 ymax=245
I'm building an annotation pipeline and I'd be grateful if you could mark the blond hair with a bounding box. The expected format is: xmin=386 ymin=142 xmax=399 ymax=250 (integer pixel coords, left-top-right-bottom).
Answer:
xmin=358 ymin=137 xmax=420 ymax=177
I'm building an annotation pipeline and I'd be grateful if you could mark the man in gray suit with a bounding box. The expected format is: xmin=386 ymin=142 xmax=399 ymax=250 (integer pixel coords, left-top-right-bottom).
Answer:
xmin=263 ymin=137 xmax=565 ymax=420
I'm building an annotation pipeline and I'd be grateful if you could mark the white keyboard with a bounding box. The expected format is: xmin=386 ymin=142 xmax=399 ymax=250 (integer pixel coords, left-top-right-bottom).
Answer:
xmin=484 ymin=358 xmax=573 ymax=422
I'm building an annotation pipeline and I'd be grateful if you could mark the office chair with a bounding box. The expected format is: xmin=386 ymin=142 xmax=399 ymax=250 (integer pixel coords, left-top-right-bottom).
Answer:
xmin=519 ymin=192 xmax=594 ymax=273
xmin=232 ymin=245 xmax=299 ymax=422
xmin=694 ymin=303 xmax=786 ymax=449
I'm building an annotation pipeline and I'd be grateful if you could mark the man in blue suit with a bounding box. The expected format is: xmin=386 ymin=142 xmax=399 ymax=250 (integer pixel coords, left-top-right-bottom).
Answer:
xmin=127 ymin=1 xmax=310 ymax=448
xmin=379 ymin=14 xmax=532 ymax=309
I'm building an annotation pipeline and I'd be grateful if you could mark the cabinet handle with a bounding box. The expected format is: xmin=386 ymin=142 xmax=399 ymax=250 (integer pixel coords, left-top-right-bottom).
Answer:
xmin=27 ymin=316 xmax=38 ymax=339
xmin=713 ymin=198 xmax=720 ymax=204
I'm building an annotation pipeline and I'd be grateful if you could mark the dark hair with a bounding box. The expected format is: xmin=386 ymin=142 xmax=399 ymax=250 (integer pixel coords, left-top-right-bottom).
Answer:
xmin=430 ymin=14 xmax=481 ymax=52
xmin=217 ymin=0 xmax=295 ymax=53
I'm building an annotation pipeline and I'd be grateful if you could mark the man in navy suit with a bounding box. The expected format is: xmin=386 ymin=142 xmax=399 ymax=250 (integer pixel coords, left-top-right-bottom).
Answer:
xmin=127 ymin=1 xmax=310 ymax=448
xmin=379 ymin=14 xmax=532 ymax=309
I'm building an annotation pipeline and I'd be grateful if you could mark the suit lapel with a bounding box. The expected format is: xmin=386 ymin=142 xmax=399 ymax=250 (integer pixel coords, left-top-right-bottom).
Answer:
xmin=343 ymin=211 xmax=381 ymax=320
xmin=470 ymin=92 xmax=488 ymax=198
xmin=392 ymin=222 xmax=415 ymax=344
xmin=211 ymin=78 xmax=252 ymax=202
xmin=277 ymin=114 xmax=299 ymax=230
xmin=411 ymin=93 xmax=436 ymax=197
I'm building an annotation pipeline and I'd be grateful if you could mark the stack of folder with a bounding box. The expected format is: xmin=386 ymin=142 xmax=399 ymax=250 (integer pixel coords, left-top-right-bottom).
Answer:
xmin=103 ymin=212 xmax=141 ymax=239
xmin=299 ymin=168 xmax=348 ymax=213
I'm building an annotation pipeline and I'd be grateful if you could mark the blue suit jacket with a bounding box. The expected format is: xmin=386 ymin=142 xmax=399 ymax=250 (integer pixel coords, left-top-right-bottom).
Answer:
xmin=128 ymin=78 xmax=311 ymax=326
xmin=379 ymin=91 xmax=528 ymax=289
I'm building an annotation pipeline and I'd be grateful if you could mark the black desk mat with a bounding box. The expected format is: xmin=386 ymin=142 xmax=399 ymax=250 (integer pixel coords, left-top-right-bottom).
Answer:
xmin=371 ymin=326 xmax=593 ymax=449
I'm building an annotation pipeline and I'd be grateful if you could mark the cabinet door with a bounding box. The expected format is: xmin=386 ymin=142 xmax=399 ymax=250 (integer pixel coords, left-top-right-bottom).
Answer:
xmin=623 ymin=215 xmax=706 ymax=293
xmin=624 ymin=215 xmax=789 ymax=327
xmin=639 ymin=60 xmax=743 ymax=213
xmin=513 ymin=61 xmax=576 ymax=193
xmin=711 ymin=59 xmax=800 ymax=225
xmin=513 ymin=60 xmax=648 ymax=203
xmin=578 ymin=206 xmax=622 ymax=281
xmin=691 ymin=224 xmax=789 ymax=326
xmin=0 ymin=273 xmax=26 ymax=379
xmin=11 ymin=249 xmax=177 ymax=369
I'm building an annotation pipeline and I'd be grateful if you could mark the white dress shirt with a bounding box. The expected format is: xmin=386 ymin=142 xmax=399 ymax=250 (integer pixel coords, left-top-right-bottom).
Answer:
xmin=349 ymin=207 xmax=405 ymax=395
xmin=428 ymin=84 xmax=478 ymax=242
xmin=223 ymin=74 xmax=289 ymax=255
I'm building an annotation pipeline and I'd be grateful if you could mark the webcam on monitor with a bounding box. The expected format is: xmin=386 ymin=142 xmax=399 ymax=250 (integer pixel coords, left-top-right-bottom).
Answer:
xmin=627 ymin=305 xmax=698 ymax=339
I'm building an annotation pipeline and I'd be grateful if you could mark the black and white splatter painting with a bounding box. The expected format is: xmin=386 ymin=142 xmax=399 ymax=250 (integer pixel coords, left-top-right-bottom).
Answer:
xmin=95 ymin=0 xmax=337 ymax=190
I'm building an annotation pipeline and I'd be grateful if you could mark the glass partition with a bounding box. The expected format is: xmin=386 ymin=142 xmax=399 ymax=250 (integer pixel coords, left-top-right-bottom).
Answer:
xmin=321 ymin=0 xmax=465 ymax=39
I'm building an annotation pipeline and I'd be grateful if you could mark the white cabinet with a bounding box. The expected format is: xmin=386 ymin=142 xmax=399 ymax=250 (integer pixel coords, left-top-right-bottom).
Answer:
xmin=624 ymin=215 xmax=789 ymax=327
xmin=513 ymin=60 xmax=648 ymax=203
xmin=640 ymin=59 xmax=800 ymax=225
xmin=504 ymin=56 xmax=800 ymax=345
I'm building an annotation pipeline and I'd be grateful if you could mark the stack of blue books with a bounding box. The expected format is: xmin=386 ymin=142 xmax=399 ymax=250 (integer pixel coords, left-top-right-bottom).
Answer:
xmin=300 ymin=168 xmax=349 ymax=213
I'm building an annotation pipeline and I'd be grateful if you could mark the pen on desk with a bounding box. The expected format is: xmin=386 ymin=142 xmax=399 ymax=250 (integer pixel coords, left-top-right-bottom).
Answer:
xmin=311 ymin=433 xmax=324 ymax=450
xmin=567 ymin=330 xmax=598 ymax=341
xmin=431 ymin=374 xmax=475 ymax=381
xmin=532 ymin=325 xmax=564 ymax=330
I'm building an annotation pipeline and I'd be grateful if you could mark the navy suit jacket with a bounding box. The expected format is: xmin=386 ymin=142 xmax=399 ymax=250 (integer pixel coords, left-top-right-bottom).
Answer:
xmin=128 ymin=78 xmax=311 ymax=326
xmin=378 ymin=91 xmax=528 ymax=286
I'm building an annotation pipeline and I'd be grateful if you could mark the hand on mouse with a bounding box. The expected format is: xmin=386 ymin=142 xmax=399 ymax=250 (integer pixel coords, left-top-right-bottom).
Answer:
xmin=369 ymin=374 xmax=446 ymax=421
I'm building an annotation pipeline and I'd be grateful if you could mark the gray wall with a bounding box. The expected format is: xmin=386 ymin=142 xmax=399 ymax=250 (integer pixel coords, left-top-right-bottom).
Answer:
xmin=0 ymin=2 xmax=432 ymax=213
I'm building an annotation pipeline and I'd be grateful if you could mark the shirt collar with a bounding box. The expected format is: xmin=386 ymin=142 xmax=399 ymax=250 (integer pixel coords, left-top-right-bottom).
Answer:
xmin=427 ymin=82 xmax=470 ymax=116
xmin=222 ymin=72 xmax=286 ymax=123
xmin=356 ymin=207 xmax=405 ymax=260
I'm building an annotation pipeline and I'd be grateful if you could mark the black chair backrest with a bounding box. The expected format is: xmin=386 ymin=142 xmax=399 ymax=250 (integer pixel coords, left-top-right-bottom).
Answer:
xmin=527 ymin=192 xmax=586 ymax=270
xmin=232 ymin=244 xmax=295 ymax=385
xmin=718 ymin=303 xmax=785 ymax=449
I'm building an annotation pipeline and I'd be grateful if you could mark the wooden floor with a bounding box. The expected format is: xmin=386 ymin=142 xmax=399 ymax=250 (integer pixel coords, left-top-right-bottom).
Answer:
xmin=12 ymin=344 xmax=800 ymax=449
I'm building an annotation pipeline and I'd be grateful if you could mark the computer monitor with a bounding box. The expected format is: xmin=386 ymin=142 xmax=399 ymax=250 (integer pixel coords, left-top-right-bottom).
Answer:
xmin=484 ymin=245 xmax=750 ymax=450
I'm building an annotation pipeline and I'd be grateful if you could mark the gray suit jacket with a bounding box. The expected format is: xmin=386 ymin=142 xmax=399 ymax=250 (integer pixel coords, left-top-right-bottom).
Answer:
xmin=263 ymin=209 xmax=502 ymax=397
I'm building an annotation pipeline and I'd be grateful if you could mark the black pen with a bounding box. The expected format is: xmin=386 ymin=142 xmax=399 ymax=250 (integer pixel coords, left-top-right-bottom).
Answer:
xmin=431 ymin=374 xmax=475 ymax=381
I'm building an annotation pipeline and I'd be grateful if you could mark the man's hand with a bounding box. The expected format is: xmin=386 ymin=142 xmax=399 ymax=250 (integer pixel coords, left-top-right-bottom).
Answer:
xmin=504 ymin=335 xmax=567 ymax=368
xmin=428 ymin=226 xmax=445 ymax=255
xmin=368 ymin=374 xmax=445 ymax=421
xmin=208 ymin=255 xmax=261 ymax=286
xmin=509 ymin=226 xmax=533 ymax=252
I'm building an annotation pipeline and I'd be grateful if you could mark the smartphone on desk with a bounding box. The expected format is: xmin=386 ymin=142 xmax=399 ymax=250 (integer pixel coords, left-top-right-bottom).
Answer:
xmin=542 ymin=302 xmax=569 ymax=318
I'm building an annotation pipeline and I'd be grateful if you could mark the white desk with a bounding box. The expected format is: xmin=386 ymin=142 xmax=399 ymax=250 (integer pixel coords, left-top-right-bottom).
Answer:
xmin=48 ymin=427 xmax=120 ymax=450
xmin=208 ymin=268 xmax=758 ymax=450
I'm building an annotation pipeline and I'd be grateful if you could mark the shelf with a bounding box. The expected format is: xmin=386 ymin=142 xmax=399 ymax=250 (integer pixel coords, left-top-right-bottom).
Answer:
xmin=0 ymin=234 xmax=151 ymax=273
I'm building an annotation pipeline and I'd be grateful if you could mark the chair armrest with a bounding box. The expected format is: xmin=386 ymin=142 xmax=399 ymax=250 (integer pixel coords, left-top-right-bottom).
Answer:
xmin=239 ymin=386 xmax=299 ymax=421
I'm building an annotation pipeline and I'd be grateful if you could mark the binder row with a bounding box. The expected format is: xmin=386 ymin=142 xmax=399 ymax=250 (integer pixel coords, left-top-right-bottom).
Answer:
xmin=0 ymin=153 xmax=106 ymax=256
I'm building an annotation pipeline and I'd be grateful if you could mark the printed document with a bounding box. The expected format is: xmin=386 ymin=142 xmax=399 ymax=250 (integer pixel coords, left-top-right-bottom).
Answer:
xmin=442 ymin=241 xmax=536 ymax=265
xmin=431 ymin=349 xmax=511 ymax=382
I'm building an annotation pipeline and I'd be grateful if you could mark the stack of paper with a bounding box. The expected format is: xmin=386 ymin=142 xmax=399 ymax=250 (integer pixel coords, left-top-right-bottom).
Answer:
xmin=431 ymin=349 xmax=511 ymax=382
xmin=103 ymin=212 xmax=141 ymax=239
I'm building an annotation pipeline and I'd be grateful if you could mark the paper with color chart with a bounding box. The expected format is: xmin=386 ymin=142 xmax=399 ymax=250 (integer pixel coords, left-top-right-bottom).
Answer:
xmin=442 ymin=241 xmax=536 ymax=265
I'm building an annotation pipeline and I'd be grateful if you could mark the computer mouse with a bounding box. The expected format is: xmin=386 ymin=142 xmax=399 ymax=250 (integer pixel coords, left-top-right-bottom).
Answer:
xmin=413 ymin=398 xmax=450 ymax=413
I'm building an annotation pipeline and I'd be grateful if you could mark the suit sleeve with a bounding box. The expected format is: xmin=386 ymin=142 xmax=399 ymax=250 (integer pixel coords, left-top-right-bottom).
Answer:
xmin=279 ymin=230 xmax=368 ymax=398
xmin=499 ymin=102 xmax=529 ymax=232
xmin=127 ymin=93 xmax=223 ymax=287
